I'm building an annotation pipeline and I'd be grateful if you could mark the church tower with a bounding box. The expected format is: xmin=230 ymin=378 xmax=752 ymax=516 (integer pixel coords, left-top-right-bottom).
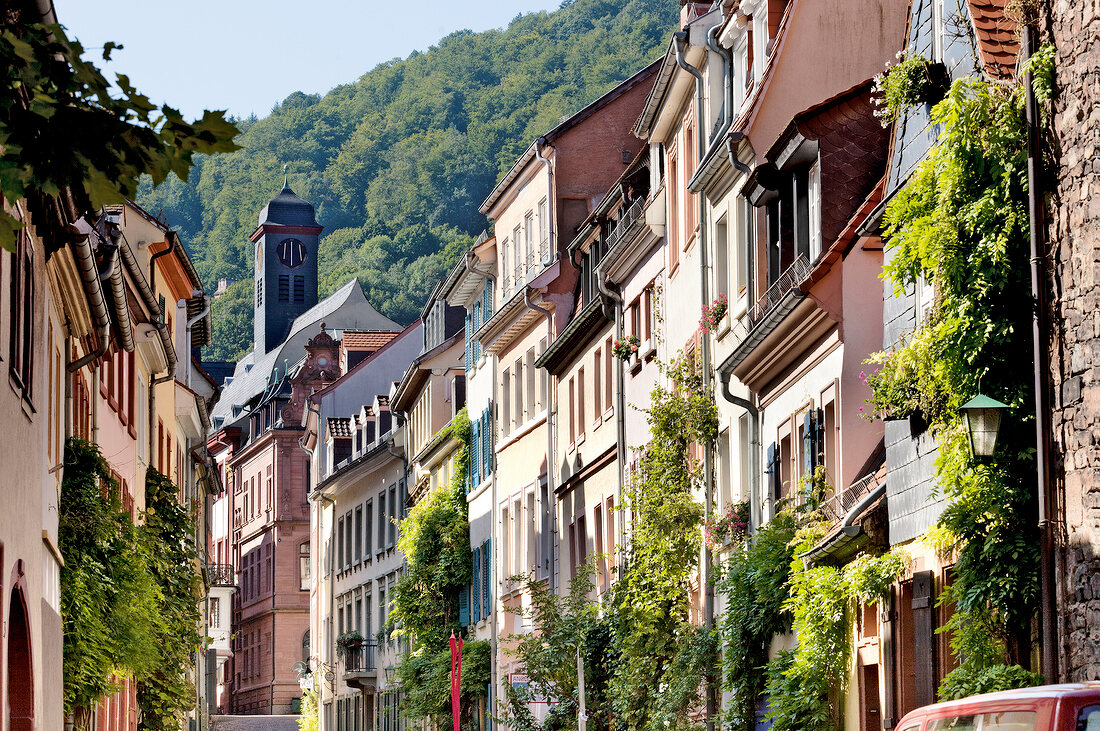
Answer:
xmin=251 ymin=170 xmax=323 ymax=354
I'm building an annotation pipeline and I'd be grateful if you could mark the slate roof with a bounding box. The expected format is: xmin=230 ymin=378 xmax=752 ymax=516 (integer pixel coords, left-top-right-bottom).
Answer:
xmin=967 ymin=0 xmax=1019 ymax=80
xmin=211 ymin=279 xmax=399 ymax=423
xmin=793 ymin=83 xmax=888 ymax=247
xmin=258 ymin=185 xmax=319 ymax=227
xmin=343 ymin=330 xmax=400 ymax=350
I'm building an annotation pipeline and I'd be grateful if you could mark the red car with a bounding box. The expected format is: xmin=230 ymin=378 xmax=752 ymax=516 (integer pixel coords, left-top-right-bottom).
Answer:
xmin=895 ymin=683 xmax=1100 ymax=730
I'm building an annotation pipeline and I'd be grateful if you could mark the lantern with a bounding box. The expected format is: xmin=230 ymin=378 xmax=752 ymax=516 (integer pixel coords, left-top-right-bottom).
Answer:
xmin=960 ymin=394 xmax=1008 ymax=457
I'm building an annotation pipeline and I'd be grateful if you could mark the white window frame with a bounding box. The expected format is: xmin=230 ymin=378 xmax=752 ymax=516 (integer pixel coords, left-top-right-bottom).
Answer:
xmin=808 ymin=161 xmax=822 ymax=261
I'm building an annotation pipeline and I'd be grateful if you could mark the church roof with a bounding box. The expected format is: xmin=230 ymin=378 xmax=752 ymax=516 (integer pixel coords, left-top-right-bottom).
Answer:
xmin=211 ymin=279 xmax=400 ymax=424
xmin=258 ymin=185 xmax=318 ymax=227
xmin=343 ymin=330 xmax=400 ymax=350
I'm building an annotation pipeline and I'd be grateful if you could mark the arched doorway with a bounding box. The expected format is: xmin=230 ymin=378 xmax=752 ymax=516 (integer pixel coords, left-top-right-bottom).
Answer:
xmin=7 ymin=582 xmax=34 ymax=731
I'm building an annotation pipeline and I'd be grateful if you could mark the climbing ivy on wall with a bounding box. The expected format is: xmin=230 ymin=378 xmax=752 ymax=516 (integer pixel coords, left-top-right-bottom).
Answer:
xmin=388 ymin=409 xmax=491 ymax=724
xmin=610 ymin=353 xmax=719 ymax=731
xmin=60 ymin=438 xmax=159 ymax=727
xmin=136 ymin=468 xmax=204 ymax=731
xmin=865 ymin=45 xmax=1056 ymax=697
xmin=59 ymin=439 xmax=203 ymax=730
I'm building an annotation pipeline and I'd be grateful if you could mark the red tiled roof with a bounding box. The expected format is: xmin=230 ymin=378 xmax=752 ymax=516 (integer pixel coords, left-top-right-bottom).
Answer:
xmin=968 ymin=0 xmax=1019 ymax=80
xmin=342 ymin=330 xmax=399 ymax=350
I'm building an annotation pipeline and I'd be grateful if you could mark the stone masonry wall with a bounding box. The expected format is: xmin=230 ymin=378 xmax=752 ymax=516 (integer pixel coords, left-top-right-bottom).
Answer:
xmin=1046 ymin=0 xmax=1100 ymax=682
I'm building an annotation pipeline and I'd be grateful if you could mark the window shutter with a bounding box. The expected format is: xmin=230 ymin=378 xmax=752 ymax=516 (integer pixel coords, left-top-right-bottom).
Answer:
xmin=482 ymin=538 xmax=491 ymax=618
xmin=458 ymin=584 xmax=470 ymax=627
xmin=470 ymin=420 xmax=480 ymax=489
xmin=766 ymin=442 xmax=780 ymax=502
xmin=464 ymin=313 xmax=471 ymax=373
xmin=483 ymin=280 xmax=493 ymax=319
xmin=486 ymin=411 xmax=495 ymax=479
xmin=471 ymin=547 xmax=481 ymax=624
xmin=802 ymin=411 xmax=816 ymax=477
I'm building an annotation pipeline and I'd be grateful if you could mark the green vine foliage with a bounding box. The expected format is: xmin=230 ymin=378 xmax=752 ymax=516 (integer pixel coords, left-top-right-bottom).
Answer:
xmin=59 ymin=438 xmax=160 ymax=726
xmin=715 ymin=512 xmax=798 ymax=731
xmin=0 ymin=21 xmax=240 ymax=250
xmin=611 ymin=353 xmax=718 ymax=731
xmin=863 ymin=43 xmax=1060 ymax=702
xmin=389 ymin=409 xmax=490 ymax=723
xmin=764 ymin=548 xmax=908 ymax=731
xmin=136 ymin=469 xmax=203 ymax=731
xmin=499 ymin=565 xmax=608 ymax=731
xmin=865 ymin=47 xmax=1056 ymax=694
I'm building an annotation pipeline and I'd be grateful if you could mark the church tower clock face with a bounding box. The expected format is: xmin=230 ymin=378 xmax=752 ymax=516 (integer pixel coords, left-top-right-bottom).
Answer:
xmin=277 ymin=238 xmax=306 ymax=268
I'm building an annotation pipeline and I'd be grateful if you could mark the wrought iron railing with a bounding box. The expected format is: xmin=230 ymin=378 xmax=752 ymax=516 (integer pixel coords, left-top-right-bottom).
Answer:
xmin=819 ymin=471 xmax=879 ymax=526
xmin=343 ymin=639 xmax=377 ymax=673
xmin=606 ymin=196 xmax=645 ymax=251
xmin=743 ymin=253 xmax=812 ymax=332
xmin=205 ymin=563 xmax=235 ymax=587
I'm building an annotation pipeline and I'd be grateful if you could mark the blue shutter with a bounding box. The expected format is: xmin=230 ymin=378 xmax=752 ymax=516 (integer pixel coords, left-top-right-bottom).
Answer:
xmin=464 ymin=313 xmax=471 ymax=373
xmin=458 ymin=584 xmax=470 ymax=627
xmin=482 ymin=409 xmax=492 ymax=481
xmin=473 ymin=300 xmax=481 ymax=363
xmin=481 ymin=538 xmax=491 ymax=618
xmin=471 ymin=547 xmax=481 ymax=624
xmin=483 ymin=280 xmax=493 ymax=319
xmin=766 ymin=442 xmax=780 ymax=502
xmin=469 ymin=421 xmax=479 ymax=490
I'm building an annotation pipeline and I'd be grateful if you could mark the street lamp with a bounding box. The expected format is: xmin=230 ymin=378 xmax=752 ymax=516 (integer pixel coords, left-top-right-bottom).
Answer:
xmin=384 ymin=665 xmax=395 ymax=684
xmin=960 ymin=394 xmax=1008 ymax=457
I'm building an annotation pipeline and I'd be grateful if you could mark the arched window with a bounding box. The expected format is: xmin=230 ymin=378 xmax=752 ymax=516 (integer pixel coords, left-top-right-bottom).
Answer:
xmin=302 ymin=630 xmax=311 ymax=662
xmin=299 ymin=541 xmax=311 ymax=591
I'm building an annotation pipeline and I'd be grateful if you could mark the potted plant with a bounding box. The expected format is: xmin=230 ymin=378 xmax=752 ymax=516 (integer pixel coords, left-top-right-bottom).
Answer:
xmin=699 ymin=293 xmax=729 ymax=333
xmin=873 ymin=53 xmax=950 ymax=125
xmin=611 ymin=335 xmax=640 ymax=361
xmin=336 ymin=630 xmax=363 ymax=657
xmin=703 ymin=501 xmax=750 ymax=550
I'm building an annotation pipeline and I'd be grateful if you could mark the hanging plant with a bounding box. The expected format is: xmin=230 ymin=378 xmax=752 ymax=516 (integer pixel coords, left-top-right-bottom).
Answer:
xmin=699 ymin=293 xmax=729 ymax=333
xmin=872 ymin=53 xmax=950 ymax=125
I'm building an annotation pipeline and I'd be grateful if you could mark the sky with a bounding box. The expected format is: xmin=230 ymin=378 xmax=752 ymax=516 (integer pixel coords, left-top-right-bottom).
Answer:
xmin=60 ymin=0 xmax=562 ymax=121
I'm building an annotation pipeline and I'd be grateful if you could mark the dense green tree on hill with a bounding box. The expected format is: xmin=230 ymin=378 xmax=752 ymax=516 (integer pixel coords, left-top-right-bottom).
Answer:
xmin=138 ymin=0 xmax=677 ymax=362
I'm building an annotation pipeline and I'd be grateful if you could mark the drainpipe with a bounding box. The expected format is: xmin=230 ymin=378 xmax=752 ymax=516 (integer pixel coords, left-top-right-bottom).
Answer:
xmin=524 ymin=287 xmax=557 ymax=593
xmin=704 ymin=22 xmax=735 ymax=149
xmin=535 ymin=138 xmax=555 ymax=256
xmin=719 ymin=370 xmax=761 ymax=531
xmin=674 ymin=30 xmax=717 ymax=731
xmin=1022 ymin=23 xmax=1056 ymax=682
xmin=595 ymin=260 xmax=628 ymax=575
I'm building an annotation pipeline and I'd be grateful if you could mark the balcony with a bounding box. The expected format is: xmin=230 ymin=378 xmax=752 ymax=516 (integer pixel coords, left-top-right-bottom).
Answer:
xmin=605 ymin=196 xmax=645 ymax=252
xmin=204 ymin=563 xmax=235 ymax=587
xmin=724 ymin=254 xmax=812 ymax=373
xmin=341 ymin=639 xmax=378 ymax=691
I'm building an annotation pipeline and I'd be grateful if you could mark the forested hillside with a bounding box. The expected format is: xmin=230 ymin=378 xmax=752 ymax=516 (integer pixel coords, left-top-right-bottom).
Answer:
xmin=137 ymin=0 xmax=677 ymax=362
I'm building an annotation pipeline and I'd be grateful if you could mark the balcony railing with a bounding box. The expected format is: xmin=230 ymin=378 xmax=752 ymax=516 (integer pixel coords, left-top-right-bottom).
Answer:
xmin=819 ymin=471 xmax=879 ymax=526
xmin=744 ymin=254 xmax=812 ymax=333
xmin=606 ymin=196 xmax=645 ymax=251
xmin=342 ymin=639 xmax=377 ymax=673
xmin=726 ymin=253 xmax=813 ymax=358
xmin=204 ymin=563 xmax=235 ymax=587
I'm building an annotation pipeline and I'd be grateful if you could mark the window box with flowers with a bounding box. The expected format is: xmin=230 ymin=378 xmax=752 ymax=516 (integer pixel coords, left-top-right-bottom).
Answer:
xmin=699 ymin=293 xmax=729 ymax=333
xmin=704 ymin=500 xmax=750 ymax=550
xmin=611 ymin=335 xmax=640 ymax=361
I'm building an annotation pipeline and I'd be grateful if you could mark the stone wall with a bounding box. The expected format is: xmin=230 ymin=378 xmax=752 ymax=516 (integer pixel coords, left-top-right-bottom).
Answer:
xmin=1045 ymin=0 xmax=1100 ymax=682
